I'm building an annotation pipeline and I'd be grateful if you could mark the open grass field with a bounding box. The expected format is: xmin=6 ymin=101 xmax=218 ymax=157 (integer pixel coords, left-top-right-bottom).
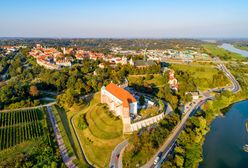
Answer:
xmin=202 ymin=44 xmax=244 ymax=60
xmin=234 ymin=44 xmax=248 ymax=52
xmin=128 ymin=74 xmax=167 ymax=87
xmin=73 ymin=93 xmax=125 ymax=168
xmin=171 ymin=62 xmax=230 ymax=91
xmin=0 ymin=108 xmax=47 ymax=150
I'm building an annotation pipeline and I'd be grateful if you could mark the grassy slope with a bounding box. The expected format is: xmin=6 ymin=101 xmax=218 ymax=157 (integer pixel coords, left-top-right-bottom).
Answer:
xmin=202 ymin=44 xmax=244 ymax=60
xmin=52 ymin=104 xmax=88 ymax=167
xmin=73 ymin=93 xmax=125 ymax=168
xmin=52 ymin=105 xmax=85 ymax=167
xmin=172 ymin=62 xmax=230 ymax=91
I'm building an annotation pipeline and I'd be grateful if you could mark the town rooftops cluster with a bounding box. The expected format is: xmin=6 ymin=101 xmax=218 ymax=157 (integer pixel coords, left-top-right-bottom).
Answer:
xmin=29 ymin=44 xmax=72 ymax=70
xmin=0 ymin=46 xmax=22 ymax=55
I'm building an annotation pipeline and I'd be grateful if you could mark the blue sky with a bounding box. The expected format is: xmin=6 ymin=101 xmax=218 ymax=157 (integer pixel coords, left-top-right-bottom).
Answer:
xmin=0 ymin=0 xmax=248 ymax=38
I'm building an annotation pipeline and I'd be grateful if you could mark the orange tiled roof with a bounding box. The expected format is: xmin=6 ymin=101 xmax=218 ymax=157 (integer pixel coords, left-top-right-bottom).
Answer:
xmin=106 ymin=83 xmax=136 ymax=108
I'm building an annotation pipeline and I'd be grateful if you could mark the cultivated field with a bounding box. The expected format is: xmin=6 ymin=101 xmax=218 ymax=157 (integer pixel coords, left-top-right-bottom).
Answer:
xmin=0 ymin=108 xmax=47 ymax=150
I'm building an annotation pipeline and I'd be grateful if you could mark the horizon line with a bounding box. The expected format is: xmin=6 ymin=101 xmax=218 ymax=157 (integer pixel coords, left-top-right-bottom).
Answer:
xmin=0 ymin=37 xmax=248 ymax=40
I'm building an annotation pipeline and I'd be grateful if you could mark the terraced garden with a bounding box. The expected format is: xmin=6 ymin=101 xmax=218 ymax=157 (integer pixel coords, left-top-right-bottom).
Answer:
xmin=73 ymin=93 xmax=126 ymax=168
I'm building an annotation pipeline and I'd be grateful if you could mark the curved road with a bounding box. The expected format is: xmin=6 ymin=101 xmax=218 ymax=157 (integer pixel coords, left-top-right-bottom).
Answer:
xmin=218 ymin=64 xmax=241 ymax=93
xmin=116 ymin=63 xmax=241 ymax=168
xmin=142 ymin=63 xmax=241 ymax=168
xmin=109 ymin=140 xmax=129 ymax=168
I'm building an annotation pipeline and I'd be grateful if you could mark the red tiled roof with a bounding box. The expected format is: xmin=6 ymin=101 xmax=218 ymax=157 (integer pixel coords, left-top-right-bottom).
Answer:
xmin=106 ymin=83 xmax=136 ymax=108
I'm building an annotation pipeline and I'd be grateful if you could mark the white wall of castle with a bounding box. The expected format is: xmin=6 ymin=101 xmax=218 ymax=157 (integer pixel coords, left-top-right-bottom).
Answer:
xmin=130 ymin=112 xmax=165 ymax=132
xmin=101 ymin=88 xmax=124 ymax=117
xmin=101 ymin=86 xmax=165 ymax=133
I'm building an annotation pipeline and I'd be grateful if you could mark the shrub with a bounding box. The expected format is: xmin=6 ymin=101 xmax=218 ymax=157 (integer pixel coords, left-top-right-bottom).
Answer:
xmin=77 ymin=114 xmax=88 ymax=130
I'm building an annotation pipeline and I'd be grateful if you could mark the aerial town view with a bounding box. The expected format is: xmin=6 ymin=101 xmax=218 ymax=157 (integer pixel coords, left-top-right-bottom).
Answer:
xmin=0 ymin=0 xmax=248 ymax=168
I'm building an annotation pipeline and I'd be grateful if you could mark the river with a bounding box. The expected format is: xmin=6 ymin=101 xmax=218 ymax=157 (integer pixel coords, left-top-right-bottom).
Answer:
xmin=200 ymin=100 xmax=248 ymax=168
xmin=219 ymin=43 xmax=248 ymax=57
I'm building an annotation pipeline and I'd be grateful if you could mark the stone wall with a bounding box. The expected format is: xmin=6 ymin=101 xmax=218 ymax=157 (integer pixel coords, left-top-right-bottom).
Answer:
xmin=130 ymin=112 xmax=165 ymax=132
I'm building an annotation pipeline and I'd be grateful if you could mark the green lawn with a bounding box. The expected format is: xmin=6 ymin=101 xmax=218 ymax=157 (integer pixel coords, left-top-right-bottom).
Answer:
xmin=128 ymin=74 xmax=167 ymax=87
xmin=73 ymin=93 xmax=126 ymax=168
xmin=202 ymin=44 xmax=244 ymax=60
xmin=86 ymin=105 xmax=123 ymax=139
xmin=171 ymin=62 xmax=230 ymax=91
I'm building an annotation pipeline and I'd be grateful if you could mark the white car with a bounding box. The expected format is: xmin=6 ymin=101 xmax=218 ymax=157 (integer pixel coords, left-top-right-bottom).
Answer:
xmin=154 ymin=156 xmax=160 ymax=165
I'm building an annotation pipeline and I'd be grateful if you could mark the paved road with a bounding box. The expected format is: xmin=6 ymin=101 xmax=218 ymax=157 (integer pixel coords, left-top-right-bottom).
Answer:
xmin=141 ymin=63 xmax=241 ymax=168
xmin=109 ymin=140 xmax=129 ymax=168
xmin=142 ymin=96 xmax=211 ymax=168
xmin=47 ymin=106 xmax=78 ymax=168
xmin=0 ymin=102 xmax=56 ymax=113
xmin=218 ymin=64 xmax=241 ymax=93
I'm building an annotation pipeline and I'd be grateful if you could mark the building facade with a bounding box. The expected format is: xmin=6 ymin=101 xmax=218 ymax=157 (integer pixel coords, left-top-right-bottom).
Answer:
xmin=101 ymin=83 xmax=137 ymax=132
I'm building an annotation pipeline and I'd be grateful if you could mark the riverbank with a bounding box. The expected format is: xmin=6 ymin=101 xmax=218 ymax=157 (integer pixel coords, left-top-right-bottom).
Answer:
xmin=163 ymin=89 xmax=248 ymax=167
xmin=219 ymin=43 xmax=248 ymax=58
xmin=200 ymin=100 xmax=248 ymax=168
xmin=160 ymin=61 xmax=248 ymax=167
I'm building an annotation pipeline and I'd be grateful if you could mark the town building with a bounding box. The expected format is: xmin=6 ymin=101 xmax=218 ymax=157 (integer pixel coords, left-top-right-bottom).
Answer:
xmin=168 ymin=69 xmax=179 ymax=91
xmin=187 ymin=91 xmax=200 ymax=100
xmin=29 ymin=44 xmax=72 ymax=70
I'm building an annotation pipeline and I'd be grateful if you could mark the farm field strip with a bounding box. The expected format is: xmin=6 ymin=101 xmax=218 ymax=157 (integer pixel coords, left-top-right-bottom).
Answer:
xmin=0 ymin=108 xmax=47 ymax=150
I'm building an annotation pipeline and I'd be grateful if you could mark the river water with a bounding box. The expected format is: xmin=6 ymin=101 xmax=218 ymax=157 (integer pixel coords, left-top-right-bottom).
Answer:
xmin=219 ymin=43 xmax=248 ymax=57
xmin=200 ymin=100 xmax=248 ymax=168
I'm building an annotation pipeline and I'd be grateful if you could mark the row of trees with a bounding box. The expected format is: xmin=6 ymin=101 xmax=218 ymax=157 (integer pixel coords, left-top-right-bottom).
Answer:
xmin=162 ymin=62 xmax=248 ymax=167
xmin=123 ymin=113 xmax=180 ymax=168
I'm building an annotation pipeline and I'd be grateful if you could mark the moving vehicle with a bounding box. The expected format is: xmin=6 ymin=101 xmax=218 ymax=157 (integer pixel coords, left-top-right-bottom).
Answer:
xmin=153 ymin=152 xmax=163 ymax=165
xmin=116 ymin=154 xmax=120 ymax=160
